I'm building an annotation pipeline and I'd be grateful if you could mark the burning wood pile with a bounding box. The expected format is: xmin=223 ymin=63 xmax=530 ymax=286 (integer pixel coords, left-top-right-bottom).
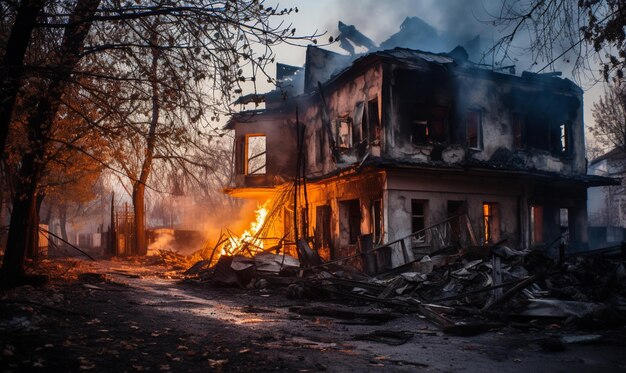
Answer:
xmin=183 ymin=185 xmax=301 ymax=284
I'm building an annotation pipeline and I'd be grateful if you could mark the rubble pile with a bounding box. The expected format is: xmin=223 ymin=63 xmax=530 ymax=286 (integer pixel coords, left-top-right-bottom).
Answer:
xmin=183 ymin=243 xmax=626 ymax=334
xmin=184 ymin=252 xmax=301 ymax=287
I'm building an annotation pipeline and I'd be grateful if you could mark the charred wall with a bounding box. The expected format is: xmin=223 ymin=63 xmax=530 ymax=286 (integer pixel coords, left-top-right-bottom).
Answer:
xmin=383 ymin=61 xmax=586 ymax=176
xmin=302 ymin=171 xmax=386 ymax=262
xmin=231 ymin=112 xmax=298 ymax=186
xmin=303 ymin=63 xmax=384 ymax=175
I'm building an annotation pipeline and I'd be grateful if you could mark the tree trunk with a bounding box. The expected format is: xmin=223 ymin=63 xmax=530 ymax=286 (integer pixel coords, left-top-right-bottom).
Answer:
xmin=1 ymin=0 xmax=100 ymax=285
xmin=0 ymin=0 xmax=46 ymax=157
xmin=132 ymin=183 xmax=147 ymax=256
xmin=132 ymin=45 xmax=160 ymax=256
xmin=25 ymin=193 xmax=44 ymax=260
xmin=3 ymin=151 xmax=39 ymax=278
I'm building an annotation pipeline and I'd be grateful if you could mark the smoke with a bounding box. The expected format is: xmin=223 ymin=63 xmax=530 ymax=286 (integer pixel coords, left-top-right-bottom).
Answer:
xmin=147 ymin=193 xmax=268 ymax=254
xmin=325 ymin=0 xmax=495 ymax=47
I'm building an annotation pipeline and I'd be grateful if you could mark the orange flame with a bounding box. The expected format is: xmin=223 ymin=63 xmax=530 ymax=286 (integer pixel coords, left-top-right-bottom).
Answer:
xmin=221 ymin=200 xmax=270 ymax=256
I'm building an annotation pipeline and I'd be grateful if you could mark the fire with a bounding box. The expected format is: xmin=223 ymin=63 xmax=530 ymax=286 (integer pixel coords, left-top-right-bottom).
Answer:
xmin=221 ymin=200 xmax=270 ymax=256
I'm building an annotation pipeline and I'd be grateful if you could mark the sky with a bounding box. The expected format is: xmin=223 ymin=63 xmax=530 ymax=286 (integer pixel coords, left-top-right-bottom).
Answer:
xmin=262 ymin=0 xmax=608 ymax=146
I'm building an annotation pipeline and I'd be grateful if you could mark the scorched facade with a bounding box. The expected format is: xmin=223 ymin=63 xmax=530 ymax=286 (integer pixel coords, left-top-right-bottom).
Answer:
xmin=225 ymin=45 xmax=614 ymax=272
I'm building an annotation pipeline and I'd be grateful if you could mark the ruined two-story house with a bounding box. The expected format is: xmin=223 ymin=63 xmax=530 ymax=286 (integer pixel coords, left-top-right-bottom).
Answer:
xmin=225 ymin=45 xmax=616 ymax=270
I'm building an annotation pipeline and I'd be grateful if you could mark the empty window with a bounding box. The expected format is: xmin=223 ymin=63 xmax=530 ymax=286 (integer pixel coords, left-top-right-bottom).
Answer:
xmin=246 ymin=135 xmax=266 ymax=175
xmin=530 ymin=205 xmax=543 ymax=244
xmin=482 ymin=202 xmax=499 ymax=244
xmin=513 ymin=114 xmax=525 ymax=149
xmin=411 ymin=200 xmax=427 ymax=243
xmin=336 ymin=118 xmax=352 ymax=149
xmin=339 ymin=199 xmax=361 ymax=245
xmin=559 ymin=121 xmax=570 ymax=154
xmin=466 ymin=109 xmax=482 ymax=149
xmin=367 ymin=98 xmax=380 ymax=143
xmin=548 ymin=120 xmax=571 ymax=155
xmin=353 ymin=102 xmax=365 ymax=146
xmin=410 ymin=105 xmax=447 ymax=145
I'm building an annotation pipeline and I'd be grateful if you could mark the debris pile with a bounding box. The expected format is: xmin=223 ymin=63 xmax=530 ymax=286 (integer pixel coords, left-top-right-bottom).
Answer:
xmin=184 ymin=242 xmax=626 ymax=335
xmin=185 ymin=252 xmax=300 ymax=288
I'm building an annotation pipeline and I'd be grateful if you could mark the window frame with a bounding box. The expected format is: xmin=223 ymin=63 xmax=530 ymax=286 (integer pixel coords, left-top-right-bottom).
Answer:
xmin=411 ymin=199 xmax=428 ymax=244
xmin=336 ymin=117 xmax=353 ymax=150
xmin=513 ymin=113 xmax=526 ymax=149
xmin=482 ymin=202 xmax=499 ymax=245
xmin=466 ymin=109 xmax=483 ymax=150
xmin=245 ymin=134 xmax=267 ymax=175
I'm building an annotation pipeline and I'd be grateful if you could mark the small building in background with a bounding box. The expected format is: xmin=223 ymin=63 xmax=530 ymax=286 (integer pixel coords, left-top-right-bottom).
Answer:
xmin=587 ymin=147 xmax=626 ymax=248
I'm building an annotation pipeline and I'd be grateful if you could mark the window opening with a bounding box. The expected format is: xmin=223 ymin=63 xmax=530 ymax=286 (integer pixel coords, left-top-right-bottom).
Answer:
xmin=246 ymin=135 xmax=266 ymax=175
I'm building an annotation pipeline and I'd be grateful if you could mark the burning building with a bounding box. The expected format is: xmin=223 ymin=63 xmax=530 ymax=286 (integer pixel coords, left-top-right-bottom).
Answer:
xmin=225 ymin=44 xmax=617 ymax=273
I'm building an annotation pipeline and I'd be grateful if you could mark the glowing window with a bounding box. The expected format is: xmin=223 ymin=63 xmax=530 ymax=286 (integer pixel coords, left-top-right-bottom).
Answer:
xmin=483 ymin=202 xmax=499 ymax=244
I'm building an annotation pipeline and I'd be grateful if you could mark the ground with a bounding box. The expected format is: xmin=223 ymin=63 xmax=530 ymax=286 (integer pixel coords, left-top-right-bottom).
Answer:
xmin=1 ymin=258 xmax=625 ymax=372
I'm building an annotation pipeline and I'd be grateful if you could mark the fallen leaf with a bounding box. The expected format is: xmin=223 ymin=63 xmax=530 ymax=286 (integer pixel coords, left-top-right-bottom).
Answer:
xmin=208 ymin=359 xmax=228 ymax=369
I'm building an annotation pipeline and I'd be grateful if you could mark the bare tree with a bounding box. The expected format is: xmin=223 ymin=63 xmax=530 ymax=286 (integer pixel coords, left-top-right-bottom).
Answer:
xmin=0 ymin=0 xmax=312 ymax=283
xmin=488 ymin=0 xmax=625 ymax=81
xmin=591 ymin=81 xmax=626 ymax=152
xmin=0 ymin=0 xmax=46 ymax=157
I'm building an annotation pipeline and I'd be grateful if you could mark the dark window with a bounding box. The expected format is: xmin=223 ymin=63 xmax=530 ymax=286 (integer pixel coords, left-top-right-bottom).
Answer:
xmin=513 ymin=114 xmax=525 ymax=149
xmin=348 ymin=200 xmax=361 ymax=244
xmin=412 ymin=118 xmax=428 ymax=145
xmin=367 ymin=98 xmax=380 ymax=143
xmin=447 ymin=201 xmax=465 ymax=244
xmin=410 ymin=105 xmax=447 ymax=145
xmin=466 ymin=109 xmax=482 ymax=149
xmin=411 ymin=200 xmax=427 ymax=243
xmin=339 ymin=199 xmax=361 ymax=246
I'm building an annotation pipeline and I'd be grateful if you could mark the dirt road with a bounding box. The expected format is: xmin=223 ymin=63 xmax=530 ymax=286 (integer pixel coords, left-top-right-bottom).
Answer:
xmin=1 ymin=259 xmax=625 ymax=372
